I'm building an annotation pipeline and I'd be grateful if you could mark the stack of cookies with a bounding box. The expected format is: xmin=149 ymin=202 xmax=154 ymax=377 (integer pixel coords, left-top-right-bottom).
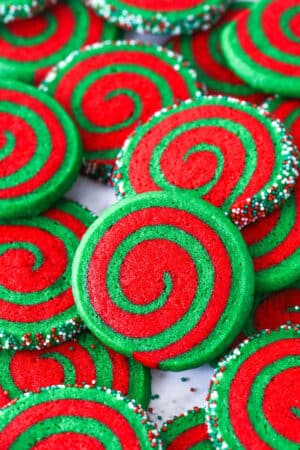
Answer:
xmin=0 ymin=0 xmax=299 ymax=448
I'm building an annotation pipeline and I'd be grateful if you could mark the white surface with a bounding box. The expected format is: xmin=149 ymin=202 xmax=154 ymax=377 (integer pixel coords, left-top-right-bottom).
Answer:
xmin=68 ymin=176 xmax=214 ymax=424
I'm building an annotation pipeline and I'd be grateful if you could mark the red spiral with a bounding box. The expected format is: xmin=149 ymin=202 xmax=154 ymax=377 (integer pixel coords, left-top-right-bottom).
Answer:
xmin=7 ymin=344 xmax=132 ymax=394
xmin=44 ymin=45 xmax=197 ymax=164
xmin=0 ymin=204 xmax=88 ymax=324
xmin=237 ymin=0 xmax=300 ymax=77
xmin=207 ymin=328 xmax=300 ymax=448
xmin=0 ymin=88 xmax=66 ymax=200
xmin=0 ymin=3 xmax=106 ymax=84
xmin=127 ymin=104 xmax=275 ymax=209
xmin=0 ymin=5 xmax=77 ymax=62
xmin=0 ymin=227 xmax=67 ymax=294
xmin=10 ymin=344 xmax=96 ymax=391
xmin=229 ymin=338 xmax=300 ymax=447
xmin=87 ymin=205 xmax=232 ymax=367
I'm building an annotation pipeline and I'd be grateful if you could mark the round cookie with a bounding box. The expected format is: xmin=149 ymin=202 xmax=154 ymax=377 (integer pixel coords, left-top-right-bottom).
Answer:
xmin=0 ymin=386 xmax=162 ymax=449
xmin=113 ymin=96 xmax=299 ymax=228
xmin=206 ymin=325 xmax=300 ymax=449
xmin=0 ymin=0 xmax=56 ymax=23
xmin=263 ymin=96 xmax=300 ymax=150
xmin=72 ymin=191 xmax=255 ymax=371
xmin=0 ymin=80 xmax=81 ymax=219
xmin=221 ymin=0 xmax=300 ymax=97
xmin=167 ymin=2 xmax=266 ymax=103
xmin=244 ymin=281 xmax=300 ymax=338
xmin=83 ymin=0 xmax=231 ymax=35
xmin=161 ymin=407 xmax=213 ymax=449
xmin=0 ymin=331 xmax=151 ymax=409
xmin=0 ymin=0 xmax=120 ymax=85
xmin=242 ymin=182 xmax=300 ymax=293
xmin=0 ymin=198 xmax=95 ymax=350
xmin=40 ymin=40 xmax=201 ymax=183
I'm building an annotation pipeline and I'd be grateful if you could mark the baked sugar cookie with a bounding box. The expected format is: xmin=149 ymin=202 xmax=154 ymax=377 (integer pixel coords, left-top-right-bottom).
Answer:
xmin=0 ymin=199 xmax=94 ymax=350
xmin=222 ymin=0 xmax=300 ymax=97
xmin=0 ymin=0 xmax=119 ymax=85
xmin=0 ymin=331 xmax=151 ymax=409
xmin=0 ymin=80 xmax=81 ymax=219
xmin=0 ymin=386 xmax=162 ymax=449
xmin=206 ymin=326 xmax=300 ymax=449
xmin=168 ymin=2 xmax=266 ymax=103
xmin=113 ymin=96 xmax=298 ymax=228
xmin=73 ymin=191 xmax=254 ymax=371
xmin=40 ymin=40 xmax=200 ymax=182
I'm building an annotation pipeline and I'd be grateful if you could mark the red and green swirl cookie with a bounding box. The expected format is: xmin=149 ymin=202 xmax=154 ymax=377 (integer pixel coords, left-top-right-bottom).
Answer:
xmin=206 ymin=325 xmax=300 ymax=449
xmin=40 ymin=40 xmax=200 ymax=183
xmin=244 ymin=281 xmax=300 ymax=338
xmin=0 ymin=331 xmax=151 ymax=409
xmin=113 ymin=96 xmax=299 ymax=228
xmin=167 ymin=3 xmax=266 ymax=103
xmin=0 ymin=198 xmax=95 ymax=350
xmin=0 ymin=80 xmax=81 ymax=219
xmin=242 ymin=182 xmax=300 ymax=293
xmin=0 ymin=386 xmax=162 ymax=449
xmin=0 ymin=0 xmax=57 ymax=23
xmin=221 ymin=0 xmax=300 ymax=97
xmin=84 ymin=0 xmax=231 ymax=35
xmin=160 ymin=407 xmax=213 ymax=449
xmin=263 ymin=96 xmax=300 ymax=150
xmin=72 ymin=191 xmax=254 ymax=371
xmin=0 ymin=0 xmax=119 ymax=85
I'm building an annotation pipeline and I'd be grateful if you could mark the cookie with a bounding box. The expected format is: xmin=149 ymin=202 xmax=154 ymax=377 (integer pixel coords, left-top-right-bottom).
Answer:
xmin=113 ymin=96 xmax=299 ymax=228
xmin=0 ymin=0 xmax=120 ymax=85
xmin=243 ymin=281 xmax=300 ymax=338
xmin=206 ymin=325 xmax=300 ymax=449
xmin=167 ymin=2 xmax=266 ymax=103
xmin=0 ymin=199 xmax=94 ymax=350
xmin=221 ymin=0 xmax=300 ymax=97
xmin=263 ymin=96 xmax=300 ymax=150
xmin=242 ymin=182 xmax=300 ymax=293
xmin=0 ymin=80 xmax=81 ymax=219
xmin=0 ymin=331 xmax=151 ymax=409
xmin=72 ymin=191 xmax=254 ymax=371
xmin=161 ymin=407 xmax=213 ymax=449
xmin=40 ymin=40 xmax=201 ymax=183
xmin=0 ymin=385 xmax=162 ymax=449
xmin=0 ymin=0 xmax=56 ymax=23
xmin=83 ymin=0 xmax=231 ymax=35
